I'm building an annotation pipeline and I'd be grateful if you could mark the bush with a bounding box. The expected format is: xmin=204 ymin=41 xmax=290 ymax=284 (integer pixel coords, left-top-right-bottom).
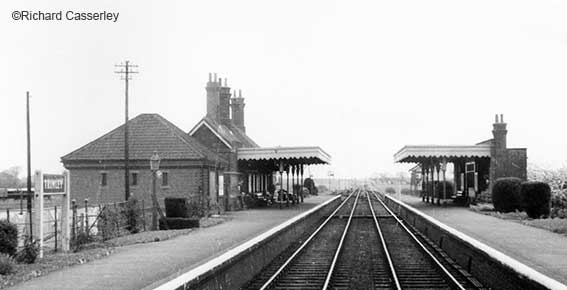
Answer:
xmin=98 ymin=205 xmax=123 ymax=240
xmin=434 ymin=181 xmax=455 ymax=199
xmin=492 ymin=177 xmax=522 ymax=213
xmin=401 ymin=188 xmax=412 ymax=195
xmin=521 ymin=181 xmax=551 ymax=219
xmin=304 ymin=178 xmax=316 ymax=194
xmin=385 ymin=187 xmax=396 ymax=194
xmin=0 ymin=221 xmax=18 ymax=256
xmin=312 ymin=186 xmax=319 ymax=195
xmin=72 ymin=231 xmax=95 ymax=252
xmin=187 ymin=197 xmax=210 ymax=218
xmin=15 ymin=238 xmax=38 ymax=264
xmin=551 ymin=189 xmax=567 ymax=218
xmin=164 ymin=198 xmax=189 ymax=218
xmin=123 ymin=197 xmax=142 ymax=234
xmin=0 ymin=253 xmax=15 ymax=275
xmin=159 ymin=217 xmax=199 ymax=230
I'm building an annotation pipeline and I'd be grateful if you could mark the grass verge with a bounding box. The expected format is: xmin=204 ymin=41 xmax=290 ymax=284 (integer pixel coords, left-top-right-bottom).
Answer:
xmin=0 ymin=215 xmax=231 ymax=289
xmin=470 ymin=203 xmax=567 ymax=235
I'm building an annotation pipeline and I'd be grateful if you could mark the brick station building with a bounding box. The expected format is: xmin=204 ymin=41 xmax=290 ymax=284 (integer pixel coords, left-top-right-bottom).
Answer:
xmin=61 ymin=73 xmax=330 ymax=209
xmin=394 ymin=114 xmax=527 ymax=204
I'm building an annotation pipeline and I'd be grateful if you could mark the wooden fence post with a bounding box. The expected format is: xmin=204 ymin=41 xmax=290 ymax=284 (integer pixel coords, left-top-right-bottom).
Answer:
xmin=84 ymin=199 xmax=89 ymax=239
xmin=54 ymin=206 xmax=58 ymax=252
xmin=142 ymin=199 xmax=146 ymax=231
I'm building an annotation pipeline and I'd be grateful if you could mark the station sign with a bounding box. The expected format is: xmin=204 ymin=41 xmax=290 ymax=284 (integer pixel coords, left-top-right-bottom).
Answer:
xmin=43 ymin=174 xmax=65 ymax=194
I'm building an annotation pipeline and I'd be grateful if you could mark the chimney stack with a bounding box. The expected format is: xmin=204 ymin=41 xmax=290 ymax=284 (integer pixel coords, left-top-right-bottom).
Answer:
xmin=206 ymin=72 xmax=221 ymax=121
xmin=219 ymin=78 xmax=232 ymax=126
xmin=231 ymin=89 xmax=246 ymax=132
xmin=492 ymin=114 xmax=507 ymax=150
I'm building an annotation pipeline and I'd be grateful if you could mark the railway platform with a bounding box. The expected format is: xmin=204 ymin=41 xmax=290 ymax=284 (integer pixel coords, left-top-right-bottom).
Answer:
xmin=6 ymin=194 xmax=336 ymax=290
xmin=395 ymin=193 xmax=567 ymax=285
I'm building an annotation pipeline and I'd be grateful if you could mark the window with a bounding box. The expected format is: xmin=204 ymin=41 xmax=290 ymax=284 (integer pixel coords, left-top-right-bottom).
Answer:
xmin=161 ymin=172 xmax=169 ymax=187
xmin=100 ymin=172 xmax=107 ymax=186
xmin=131 ymin=172 xmax=138 ymax=186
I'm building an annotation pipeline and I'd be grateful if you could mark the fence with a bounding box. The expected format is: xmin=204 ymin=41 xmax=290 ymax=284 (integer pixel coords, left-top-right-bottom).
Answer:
xmin=0 ymin=195 xmax=216 ymax=253
xmin=70 ymin=198 xmax=158 ymax=249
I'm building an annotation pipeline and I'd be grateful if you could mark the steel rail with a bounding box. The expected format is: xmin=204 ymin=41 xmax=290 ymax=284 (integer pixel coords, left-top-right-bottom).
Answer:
xmin=321 ymin=189 xmax=361 ymax=289
xmin=366 ymin=191 xmax=403 ymax=290
xmin=372 ymin=192 xmax=467 ymax=290
xmin=258 ymin=189 xmax=359 ymax=290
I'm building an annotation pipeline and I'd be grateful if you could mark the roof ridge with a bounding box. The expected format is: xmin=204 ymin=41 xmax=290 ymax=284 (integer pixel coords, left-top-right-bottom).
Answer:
xmin=152 ymin=115 xmax=205 ymax=159
xmin=153 ymin=115 xmax=223 ymax=161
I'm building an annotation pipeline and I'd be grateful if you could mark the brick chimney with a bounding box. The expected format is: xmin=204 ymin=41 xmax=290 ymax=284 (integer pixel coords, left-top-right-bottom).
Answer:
xmin=219 ymin=78 xmax=232 ymax=126
xmin=489 ymin=114 xmax=509 ymax=189
xmin=231 ymin=89 xmax=245 ymax=132
xmin=206 ymin=73 xmax=221 ymax=121
xmin=492 ymin=114 xmax=507 ymax=150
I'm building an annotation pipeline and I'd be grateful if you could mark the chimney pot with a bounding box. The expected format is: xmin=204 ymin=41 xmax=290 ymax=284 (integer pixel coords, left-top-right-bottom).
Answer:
xmin=500 ymin=114 xmax=504 ymax=123
xmin=239 ymin=89 xmax=242 ymax=98
xmin=214 ymin=73 xmax=217 ymax=82
xmin=495 ymin=114 xmax=498 ymax=123
xmin=224 ymin=78 xmax=228 ymax=87
xmin=208 ymin=73 xmax=212 ymax=82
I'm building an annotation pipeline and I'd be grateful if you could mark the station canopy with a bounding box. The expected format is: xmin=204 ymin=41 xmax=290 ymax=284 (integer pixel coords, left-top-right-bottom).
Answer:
xmin=394 ymin=144 xmax=491 ymax=163
xmin=237 ymin=146 xmax=331 ymax=172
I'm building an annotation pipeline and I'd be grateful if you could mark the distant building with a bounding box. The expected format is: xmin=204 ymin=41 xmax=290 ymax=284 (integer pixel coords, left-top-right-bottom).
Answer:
xmin=394 ymin=114 xmax=527 ymax=202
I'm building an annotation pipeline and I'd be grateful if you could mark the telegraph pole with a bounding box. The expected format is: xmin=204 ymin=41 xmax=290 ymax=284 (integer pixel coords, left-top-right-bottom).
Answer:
xmin=26 ymin=92 xmax=33 ymax=238
xmin=115 ymin=61 xmax=138 ymax=201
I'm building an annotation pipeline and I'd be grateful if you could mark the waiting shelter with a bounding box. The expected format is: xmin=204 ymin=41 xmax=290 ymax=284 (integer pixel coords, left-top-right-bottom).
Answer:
xmin=394 ymin=115 xmax=527 ymax=205
xmin=237 ymin=146 xmax=331 ymax=207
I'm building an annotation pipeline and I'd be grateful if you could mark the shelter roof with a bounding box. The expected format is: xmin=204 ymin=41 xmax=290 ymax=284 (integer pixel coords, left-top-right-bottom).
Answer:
xmin=237 ymin=146 xmax=331 ymax=165
xmin=394 ymin=144 xmax=491 ymax=163
xmin=61 ymin=114 xmax=223 ymax=163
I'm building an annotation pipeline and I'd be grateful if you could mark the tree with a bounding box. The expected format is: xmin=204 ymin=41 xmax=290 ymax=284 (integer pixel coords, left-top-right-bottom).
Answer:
xmin=0 ymin=167 xmax=24 ymax=188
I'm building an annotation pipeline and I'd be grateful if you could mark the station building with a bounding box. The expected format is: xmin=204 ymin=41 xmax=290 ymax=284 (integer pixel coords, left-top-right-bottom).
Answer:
xmin=61 ymin=74 xmax=330 ymax=210
xmin=394 ymin=114 xmax=527 ymax=203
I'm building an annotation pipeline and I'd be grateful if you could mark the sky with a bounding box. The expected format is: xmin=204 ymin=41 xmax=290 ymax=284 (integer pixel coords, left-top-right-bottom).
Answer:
xmin=1 ymin=0 xmax=566 ymax=179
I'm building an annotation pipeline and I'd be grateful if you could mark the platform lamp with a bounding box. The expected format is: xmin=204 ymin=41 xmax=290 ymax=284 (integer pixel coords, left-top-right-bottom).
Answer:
xmin=150 ymin=151 xmax=163 ymax=230
xmin=441 ymin=158 xmax=447 ymax=206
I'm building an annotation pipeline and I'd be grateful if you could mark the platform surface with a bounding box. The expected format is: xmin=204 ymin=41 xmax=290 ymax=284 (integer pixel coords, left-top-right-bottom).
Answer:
xmin=395 ymin=194 xmax=567 ymax=285
xmin=8 ymin=194 xmax=336 ymax=290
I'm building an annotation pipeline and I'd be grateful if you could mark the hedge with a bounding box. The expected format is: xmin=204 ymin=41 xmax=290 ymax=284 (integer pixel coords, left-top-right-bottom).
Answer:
xmin=385 ymin=187 xmax=396 ymax=194
xmin=520 ymin=181 xmax=551 ymax=219
xmin=159 ymin=217 xmax=199 ymax=230
xmin=0 ymin=221 xmax=18 ymax=256
xmin=492 ymin=177 xmax=522 ymax=213
xmin=164 ymin=198 xmax=189 ymax=218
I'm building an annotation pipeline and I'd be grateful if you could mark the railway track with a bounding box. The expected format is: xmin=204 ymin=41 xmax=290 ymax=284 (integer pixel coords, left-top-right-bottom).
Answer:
xmin=242 ymin=189 xmax=485 ymax=290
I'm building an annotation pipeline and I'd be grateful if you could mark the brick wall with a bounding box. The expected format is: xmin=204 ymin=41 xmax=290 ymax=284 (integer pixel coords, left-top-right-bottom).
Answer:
xmin=69 ymin=167 xmax=205 ymax=205
xmin=506 ymin=148 xmax=527 ymax=181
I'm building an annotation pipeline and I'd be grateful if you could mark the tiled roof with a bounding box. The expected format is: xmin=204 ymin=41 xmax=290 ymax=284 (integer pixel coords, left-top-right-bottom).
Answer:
xmin=190 ymin=117 xmax=259 ymax=148
xmin=227 ymin=123 xmax=259 ymax=148
xmin=61 ymin=114 xmax=222 ymax=162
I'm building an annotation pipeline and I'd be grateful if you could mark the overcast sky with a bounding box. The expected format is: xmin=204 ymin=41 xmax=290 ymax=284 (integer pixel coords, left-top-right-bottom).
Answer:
xmin=1 ymin=0 xmax=566 ymax=178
